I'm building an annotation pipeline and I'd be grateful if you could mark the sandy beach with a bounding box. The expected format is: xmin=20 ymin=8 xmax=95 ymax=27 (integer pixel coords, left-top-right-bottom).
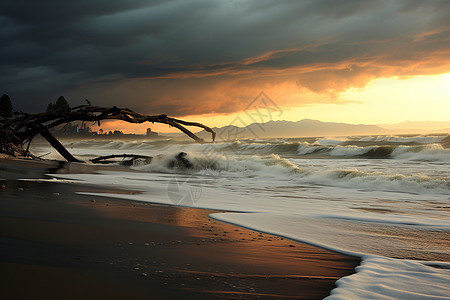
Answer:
xmin=0 ymin=158 xmax=359 ymax=299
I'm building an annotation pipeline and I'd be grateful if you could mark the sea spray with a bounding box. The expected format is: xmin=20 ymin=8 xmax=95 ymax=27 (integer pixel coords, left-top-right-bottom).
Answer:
xmin=39 ymin=133 xmax=449 ymax=300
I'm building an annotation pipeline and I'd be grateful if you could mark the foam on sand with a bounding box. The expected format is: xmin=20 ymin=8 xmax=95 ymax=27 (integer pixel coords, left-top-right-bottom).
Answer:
xmin=25 ymin=133 xmax=449 ymax=299
xmin=326 ymin=256 xmax=450 ymax=300
xmin=43 ymin=169 xmax=450 ymax=299
xmin=213 ymin=214 xmax=450 ymax=300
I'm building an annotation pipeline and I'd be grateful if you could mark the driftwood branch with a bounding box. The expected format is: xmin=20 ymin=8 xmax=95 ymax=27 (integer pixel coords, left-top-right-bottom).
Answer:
xmin=1 ymin=104 xmax=215 ymax=160
xmin=5 ymin=105 xmax=215 ymax=143
xmin=91 ymin=154 xmax=153 ymax=165
xmin=40 ymin=128 xmax=82 ymax=163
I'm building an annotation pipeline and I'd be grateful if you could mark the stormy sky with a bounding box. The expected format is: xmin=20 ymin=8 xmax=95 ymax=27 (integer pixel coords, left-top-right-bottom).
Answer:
xmin=1 ymin=0 xmax=449 ymax=116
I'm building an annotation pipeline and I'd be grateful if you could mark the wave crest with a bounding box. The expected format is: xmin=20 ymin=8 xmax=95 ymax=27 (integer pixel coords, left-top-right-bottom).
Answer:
xmin=131 ymin=152 xmax=449 ymax=195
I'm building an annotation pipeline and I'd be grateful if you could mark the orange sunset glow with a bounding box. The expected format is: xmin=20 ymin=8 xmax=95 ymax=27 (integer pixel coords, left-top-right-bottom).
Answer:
xmin=94 ymin=72 xmax=450 ymax=134
xmin=2 ymin=1 xmax=449 ymax=134
xmin=1 ymin=2 xmax=450 ymax=299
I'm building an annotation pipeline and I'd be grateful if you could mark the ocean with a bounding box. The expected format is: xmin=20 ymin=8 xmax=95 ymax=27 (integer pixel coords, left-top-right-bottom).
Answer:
xmin=31 ymin=133 xmax=450 ymax=299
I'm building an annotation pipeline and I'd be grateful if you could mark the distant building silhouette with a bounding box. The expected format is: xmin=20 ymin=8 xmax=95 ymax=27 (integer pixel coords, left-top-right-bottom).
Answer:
xmin=77 ymin=123 xmax=92 ymax=135
xmin=146 ymin=128 xmax=159 ymax=138
xmin=50 ymin=122 xmax=95 ymax=136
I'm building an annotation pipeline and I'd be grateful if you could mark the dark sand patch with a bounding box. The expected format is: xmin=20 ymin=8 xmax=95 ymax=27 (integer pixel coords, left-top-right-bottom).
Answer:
xmin=0 ymin=160 xmax=360 ymax=299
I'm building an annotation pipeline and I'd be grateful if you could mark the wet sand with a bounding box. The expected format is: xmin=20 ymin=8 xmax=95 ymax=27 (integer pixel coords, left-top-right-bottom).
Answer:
xmin=0 ymin=158 xmax=360 ymax=299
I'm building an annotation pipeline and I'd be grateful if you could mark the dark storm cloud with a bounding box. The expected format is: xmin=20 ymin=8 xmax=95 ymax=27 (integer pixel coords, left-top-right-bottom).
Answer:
xmin=1 ymin=0 xmax=449 ymax=115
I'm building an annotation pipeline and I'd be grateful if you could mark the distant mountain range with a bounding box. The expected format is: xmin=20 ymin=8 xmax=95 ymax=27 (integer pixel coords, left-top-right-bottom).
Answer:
xmin=165 ymin=119 xmax=386 ymax=140
xmin=163 ymin=119 xmax=449 ymax=140
xmin=377 ymin=121 xmax=450 ymax=133
xmin=162 ymin=119 xmax=449 ymax=140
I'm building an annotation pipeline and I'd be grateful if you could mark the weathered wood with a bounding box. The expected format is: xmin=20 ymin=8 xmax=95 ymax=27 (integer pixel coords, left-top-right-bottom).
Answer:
xmin=5 ymin=105 xmax=215 ymax=144
xmin=40 ymin=128 xmax=82 ymax=163
xmin=0 ymin=103 xmax=215 ymax=161
xmin=91 ymin=154 xmax=153 ymax=165
xmin=0 ymin=128 xmax=22 ymax=157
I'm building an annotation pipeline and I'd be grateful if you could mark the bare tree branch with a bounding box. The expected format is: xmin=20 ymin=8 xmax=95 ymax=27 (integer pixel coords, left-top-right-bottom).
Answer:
xmin=1 ymin=104 xmax=215 ymax=160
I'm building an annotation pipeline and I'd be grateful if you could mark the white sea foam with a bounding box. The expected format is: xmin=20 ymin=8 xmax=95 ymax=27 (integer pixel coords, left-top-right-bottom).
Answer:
xmin=47 ymin=167 xmax=449 ymax=299
xmin=358 ymin=136 xmax=377 ymax=142
xmin=31 ymin=134 xmax=450 ymax=162
xmin=132 ymin=152 xmax=450 ymax=195
xmin=315 ymin=137 xmax=346 ymax=145
xmin=134 ymin=153 xmax=303 ymax=179
xmin=297 ymin=142 xmax=326 ymax=155
xmin=379 ymin=135 xmax=446 ymax=144
xmin=29 ymin=141 xmax=450 ymax=195
xmin=300 ymin=168 xmax=450 ymax=195
xmin=392 ymin=144 xmax=450 ymax=162
xmin=326 ymin=256 xmax=450 ymax=300
xmin=329 ymin=145 xmax=376 ymax=156
xmin=27 ymin=134 xmax=450 ymax=299
xmin=335 ymin=135 xmax=446 ymax=144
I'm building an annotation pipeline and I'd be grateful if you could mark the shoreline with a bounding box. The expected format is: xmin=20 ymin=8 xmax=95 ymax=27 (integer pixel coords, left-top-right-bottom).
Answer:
xmin=1 ymin=158 xmax=360 ymax=299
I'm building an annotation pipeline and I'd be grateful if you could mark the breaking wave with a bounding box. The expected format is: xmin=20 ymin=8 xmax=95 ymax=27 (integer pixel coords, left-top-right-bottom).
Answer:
xmin=322 ymin=143 xmax=449 ymax=161
xmin=134 ymin=153 xmax=303 ymax=178
xmin=302 ymin=168 xmax=450 ymax=195
xmin=31 ymin=133 xmax=449 ymax=194
xmin=54 ymin=134 xmax=450 ymax=162
xmin=132 ymin=152 xmax=450 ymax=195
